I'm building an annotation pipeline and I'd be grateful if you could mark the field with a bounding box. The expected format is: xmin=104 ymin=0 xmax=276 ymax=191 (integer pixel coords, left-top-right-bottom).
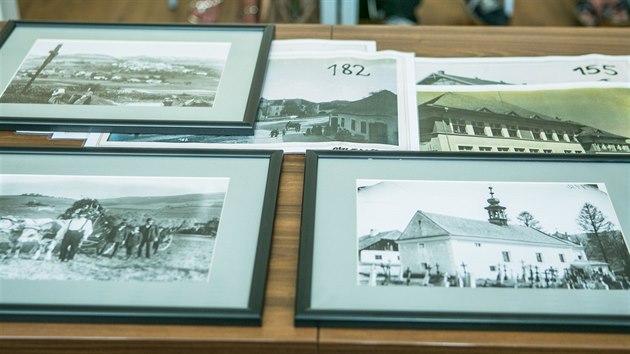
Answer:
xmin=0 ymin=234 xmax=215 ymax=282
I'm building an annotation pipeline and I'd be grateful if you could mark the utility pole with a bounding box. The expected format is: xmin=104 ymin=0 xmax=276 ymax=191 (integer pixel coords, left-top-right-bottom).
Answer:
xmin=21 ymin=43 xmax=62 ymax=94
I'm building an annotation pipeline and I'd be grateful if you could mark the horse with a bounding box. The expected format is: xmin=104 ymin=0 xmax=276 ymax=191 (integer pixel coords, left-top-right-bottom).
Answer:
xmin=0 ymin=216 xmax=65 ymax=260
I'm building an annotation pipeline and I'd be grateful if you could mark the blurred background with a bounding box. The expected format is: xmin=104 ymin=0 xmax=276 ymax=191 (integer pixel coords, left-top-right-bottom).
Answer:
xmin=3 ymin=0 xmax=628 ymax=27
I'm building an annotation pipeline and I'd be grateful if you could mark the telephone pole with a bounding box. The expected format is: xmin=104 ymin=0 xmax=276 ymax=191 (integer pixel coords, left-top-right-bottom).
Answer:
xmin=21 ymin=43 xmax=62 ymax=94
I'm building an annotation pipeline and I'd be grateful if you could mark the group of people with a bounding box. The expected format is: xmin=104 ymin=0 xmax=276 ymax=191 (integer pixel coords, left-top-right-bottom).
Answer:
xmin=96 ymin=218 xmax=167 ymax=260
xmin=53 ymin=211 xmax=168 ymax=262
xmin=375 ymin=0 xmax=629 ymax=26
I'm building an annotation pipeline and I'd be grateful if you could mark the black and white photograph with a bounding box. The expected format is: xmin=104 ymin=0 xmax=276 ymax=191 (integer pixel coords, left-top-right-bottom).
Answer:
xmin=0 ymin=39 xmax=230 ymax=107
xmin=417 ymin=84 xmax=630 ymax=154
xmin=0 ymin=174 xmax=229 ymax=283
xmin=415 ymin=55 xmax=630 ymax=85
xmin=89 ymin=50 xmax=418 ymax=152
xmin=356 ymin=179 xmax=630 ymax=291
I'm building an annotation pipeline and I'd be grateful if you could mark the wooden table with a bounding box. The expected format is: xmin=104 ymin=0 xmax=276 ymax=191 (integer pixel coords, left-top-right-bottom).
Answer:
xmin=1 ymin=24 xmax=629 ymax=354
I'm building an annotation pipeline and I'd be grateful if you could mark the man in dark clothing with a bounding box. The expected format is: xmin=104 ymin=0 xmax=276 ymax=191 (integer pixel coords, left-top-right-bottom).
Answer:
xmin=137 ymin=218 xmax=158 ymax=259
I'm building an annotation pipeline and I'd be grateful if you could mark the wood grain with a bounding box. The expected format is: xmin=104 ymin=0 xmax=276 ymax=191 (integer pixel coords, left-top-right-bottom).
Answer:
xmin=332 ymin=26 xmax=630 ymax=57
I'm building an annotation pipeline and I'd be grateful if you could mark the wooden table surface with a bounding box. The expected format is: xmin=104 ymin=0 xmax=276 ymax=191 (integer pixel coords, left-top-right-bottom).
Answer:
xmin=1 ymin=24 xmax=629 ymax=354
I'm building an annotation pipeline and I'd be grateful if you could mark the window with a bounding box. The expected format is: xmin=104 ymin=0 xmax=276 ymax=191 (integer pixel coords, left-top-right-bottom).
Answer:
xmin=497 ymin=147 xmax=509 ymax=152
xmin=472 ymin=122 xmax=485 ymax=135
xmin=418 ymin=243 xmax=425 ymax=249
xmin=479 ymin=146 xmax=492 ymax=152
xmin=529 ymin=148 xmax=540 ymax=153
xmin=564 ymin=150 xmax=572 ymax=154
xmin=490 ymin=123 xmax=502 ymax=137
xmin=451 ymin=119 xmax=467 ymax=134
xmin=502 ymin=251 xmax=511 ymax=262
xmin=559 ymin=254 xmax=565 ymax=263
xmin=546 ymin=130 xmax=558 ymax=141
xmin=475 ymin=243 xmax=481 ymax=247
xmin=575 ymin=150 xmax=583 ymax=154
xmin=578 ymin=255 xmax=583 ymax=260
xmin=514 ymin=148 xmax=526 ymax=153
xmin=536 ymin=253 xmax=543 ymax=262
xmin=532 ymin=128 xmax=543 ymax=140
xmin=543 ymin=149 xmax=552 ymax=153
xmin=489 ymin=265 xmax=497 ymax=271
xmin=340 ymin=117 xmax=345 ymax=126
xmin=351 ymin=119 xmax=356 ymax=131
xmin=520 ymin=129 xmax=534 ymax=140
xmin=506 ymin=125 xmax=518 ymax=138
xmin=360 ymin=121 xmax=367 ymax=134
xmin=458 ymin=146 xmax=473 ymax=151
xmin=375 ymin=255 xmax=382 ymax=260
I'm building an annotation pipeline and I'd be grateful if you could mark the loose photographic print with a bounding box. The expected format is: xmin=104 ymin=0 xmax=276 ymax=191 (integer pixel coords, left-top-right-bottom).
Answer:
xmin=415 ymin=55 xmax=630 ymax=85
xmin=356 ymin=179 xmax=630 ymax=291
xmin=0 ymin=174 xmax=229 ymax=283
xmin=417 ymin=83 xmax=630 ymax=154
xmin=0 ymin=39 xmax=230 ymax=108
xmin=89 ymin=50 xmax=418 ymax=152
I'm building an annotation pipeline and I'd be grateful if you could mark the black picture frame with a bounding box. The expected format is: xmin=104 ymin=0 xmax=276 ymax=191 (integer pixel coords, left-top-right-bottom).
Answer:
xmin=0 ymin=21 xmax=274 ymax=135
xmin=0 ymin=147 xmax=282 ymax=325
xmin=296 ymin=150 xmax=630 ymax=331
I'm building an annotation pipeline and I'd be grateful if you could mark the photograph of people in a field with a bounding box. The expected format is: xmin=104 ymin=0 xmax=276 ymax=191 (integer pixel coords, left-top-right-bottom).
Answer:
xmin=0 ymin=39 xmax=230 ymax=107
xmin=0 ymin=174 xmax=229 ymax=283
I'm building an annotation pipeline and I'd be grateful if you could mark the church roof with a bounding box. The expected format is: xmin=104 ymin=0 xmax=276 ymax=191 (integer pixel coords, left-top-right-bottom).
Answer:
xmin=358 ymin=229 xmax=402 ymax=250
xmin=399 ymin=210 xmax=578 ymax=247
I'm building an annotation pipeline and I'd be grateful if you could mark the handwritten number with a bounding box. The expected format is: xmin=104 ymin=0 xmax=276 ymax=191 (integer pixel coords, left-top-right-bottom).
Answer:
xmin=327 ymin=63 xmax=371 ymax=77
xmin=573 ymin=64 xmax=618 ymax=76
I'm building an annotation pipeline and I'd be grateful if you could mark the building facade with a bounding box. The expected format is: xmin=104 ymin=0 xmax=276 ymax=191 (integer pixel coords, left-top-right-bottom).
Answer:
xmin=418 ymin=92 xmax=630 ymax=154
xmin=396 ymin=188 xmax=587 ymax=284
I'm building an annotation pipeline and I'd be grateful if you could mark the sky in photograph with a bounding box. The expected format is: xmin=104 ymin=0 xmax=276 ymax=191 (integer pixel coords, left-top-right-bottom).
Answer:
xmin=262 ymin=56 xmax=398 ymax=102
xmin=26 ymin=39 xmax=231 ymax=61
xmin=356 ymin=180 xmax=623 ymax=237
xmin=1 ymin=174 xmax=229 ymax=200
xmin=417 ymin=87 xmax=630 ymax=137
xmin=414 ymin=57 xmax=629 ymax=85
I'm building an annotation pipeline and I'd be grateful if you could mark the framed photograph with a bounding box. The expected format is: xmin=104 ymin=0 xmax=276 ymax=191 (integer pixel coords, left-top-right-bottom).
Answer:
xmin=0 ymin=147 xmax=282 ymax=325
xmin=0 ymin=21 xmax=274 ymax=135
xmin=296 ymin=150 xmax=630 ymax=331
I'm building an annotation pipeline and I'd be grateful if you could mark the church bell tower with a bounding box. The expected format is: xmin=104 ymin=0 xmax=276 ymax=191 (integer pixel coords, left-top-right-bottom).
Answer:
xmin=485 ymin=186 xmax=508 ymax=226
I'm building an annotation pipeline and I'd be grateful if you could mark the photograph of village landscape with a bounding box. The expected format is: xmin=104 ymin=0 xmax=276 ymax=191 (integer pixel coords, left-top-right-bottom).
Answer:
xmin=417 ymin=86 xmax=630 ymax=154
xmin=356 ymin=180 xmax=630 ymax=291
xmin=0 ymin=174 xmax=228 ymax=283
xmin=0 ymin=39 xmax=229 ymax=107
xmin=105 ymin=55 xmax=402 ymax=147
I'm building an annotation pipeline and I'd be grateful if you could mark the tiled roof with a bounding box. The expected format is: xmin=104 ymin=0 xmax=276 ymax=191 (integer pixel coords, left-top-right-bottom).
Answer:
xmin=358 ymin=229 xmax=402 ymax=250
xmin=400 ymin=210 xmax=578 ymax=247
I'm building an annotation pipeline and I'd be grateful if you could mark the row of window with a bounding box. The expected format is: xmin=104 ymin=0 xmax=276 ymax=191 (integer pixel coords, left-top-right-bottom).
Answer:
xmin=458 ymin=145 xmax=583 ymax=154
xmin=502 ymin=251 xmax=566 ymax=263
xmin=449 ymin=119 xmax=578 ymax=142
xmin=418 ymin=243 xmax=578 ymax=265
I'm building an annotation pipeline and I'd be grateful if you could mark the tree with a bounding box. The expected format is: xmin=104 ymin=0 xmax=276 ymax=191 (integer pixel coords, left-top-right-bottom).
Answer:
xmin=517 ymin=211 xmax=542 ymax=231
xmin=576 ymin=202 xmax=615 ymax=265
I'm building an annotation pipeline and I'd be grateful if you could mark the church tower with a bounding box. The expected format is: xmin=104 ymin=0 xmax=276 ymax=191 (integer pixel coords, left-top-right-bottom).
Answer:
xmin=484 ymin=186 xmax=508 ymax=226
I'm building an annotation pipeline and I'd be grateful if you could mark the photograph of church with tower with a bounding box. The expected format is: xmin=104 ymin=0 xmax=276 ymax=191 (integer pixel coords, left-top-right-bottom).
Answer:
xmin=356 ymin=180 xmax=630 ymax=291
